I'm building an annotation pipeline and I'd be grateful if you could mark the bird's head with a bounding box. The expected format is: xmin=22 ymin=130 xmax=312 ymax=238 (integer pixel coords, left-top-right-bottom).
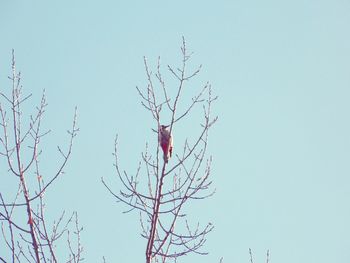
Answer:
xmin=160 ymin=124 xmax=170 ymax=130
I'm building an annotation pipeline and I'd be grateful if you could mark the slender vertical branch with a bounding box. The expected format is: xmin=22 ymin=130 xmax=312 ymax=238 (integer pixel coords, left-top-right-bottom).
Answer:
xmin=249 ymin=248 xmax=254 ymax=263
xmin=10 ymin=50 xmax=41 ymax=262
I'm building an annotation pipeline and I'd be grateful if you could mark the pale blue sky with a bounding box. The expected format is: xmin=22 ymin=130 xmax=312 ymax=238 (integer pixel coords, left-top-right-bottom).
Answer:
xmin=1 ymin=0 xmax=350 ymax=262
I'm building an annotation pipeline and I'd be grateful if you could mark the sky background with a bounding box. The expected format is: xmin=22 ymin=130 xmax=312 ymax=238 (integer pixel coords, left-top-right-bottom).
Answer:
xmin=1 ymin=0 xmax=350 ymax=262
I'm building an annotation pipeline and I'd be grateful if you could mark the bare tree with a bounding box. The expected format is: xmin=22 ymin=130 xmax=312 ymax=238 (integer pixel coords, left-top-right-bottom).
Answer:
xmin=0 ymin=51 xmax=82 ymax=262
xmin=102 ymin=38 xmax=218 ymax=263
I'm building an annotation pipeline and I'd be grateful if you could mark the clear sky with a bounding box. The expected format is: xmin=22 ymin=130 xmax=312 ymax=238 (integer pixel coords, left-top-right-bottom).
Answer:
xmin=1 ymin=0 xmax=350 ymax=262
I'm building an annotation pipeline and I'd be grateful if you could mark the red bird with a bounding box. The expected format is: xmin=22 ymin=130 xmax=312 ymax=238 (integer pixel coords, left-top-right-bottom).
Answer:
xmin=159 ymin=125 xmax=173 ymax=163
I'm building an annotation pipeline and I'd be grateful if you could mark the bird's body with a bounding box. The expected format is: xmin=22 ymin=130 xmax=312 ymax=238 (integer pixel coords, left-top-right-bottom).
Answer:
xmin=159 ymin=125 xmax=173 ymax=163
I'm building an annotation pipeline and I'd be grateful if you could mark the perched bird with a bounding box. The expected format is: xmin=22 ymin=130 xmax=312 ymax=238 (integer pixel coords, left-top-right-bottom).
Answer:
xmin=159 ymin=125 xmax=173 ymax=163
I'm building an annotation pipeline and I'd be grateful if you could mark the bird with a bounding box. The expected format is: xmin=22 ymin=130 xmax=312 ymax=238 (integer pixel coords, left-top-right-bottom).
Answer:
xmin=159 ymin=124 xmax=173 ymax=163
